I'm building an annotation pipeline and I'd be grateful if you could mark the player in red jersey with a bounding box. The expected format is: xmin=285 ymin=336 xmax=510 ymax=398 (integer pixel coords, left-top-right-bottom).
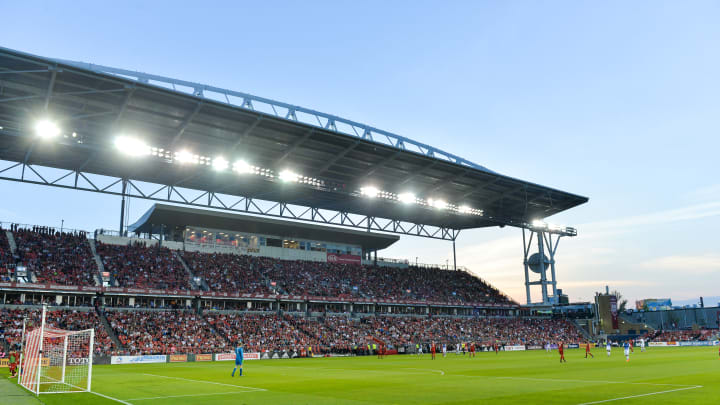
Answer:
xmin=585 ymin=342 xmax=594 ymax=358
xmin=431 ymin=342 xmax=436 ymax=360
xmin=494 ymin=343 xmax=499 ymax=354
xmin=558 ymin=342 xmax=567 ymax=363
xmin=469 ymin=342 xmax=476 ymax=358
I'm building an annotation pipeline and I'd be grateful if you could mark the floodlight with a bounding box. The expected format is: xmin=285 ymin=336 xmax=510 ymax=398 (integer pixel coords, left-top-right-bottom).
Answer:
xmin=175 ymin=150 xmax=197 ymax=164
xmin=531 ymin=219 xmax=547 ymax=229
xmin=279 ymin=169 xmax=299 ymax=182
xmin=360 ymin=186 xmax=380 ymax=198
xmin=458 ymin=205 xmax=472 ymax=214
xmin=114 ymin=136 xmax=150 ymax=157
xmin=428 ymin=199 xmax=447 ymax=210
xmin=398 ymin=192 xmax=416 ymax=204
xmin=548 ymin=223 xmax=564 ymax=232
xmin=35 ymin=119 xmax=60 ymax=139
xmin=233 ymin=160 xmax=252 ymax=174
xmin=212 ymin=156 xmax=229 ymax=171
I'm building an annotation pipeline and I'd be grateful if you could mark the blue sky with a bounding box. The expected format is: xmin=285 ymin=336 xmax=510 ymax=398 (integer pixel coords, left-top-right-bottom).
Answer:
xmin=1 ymin=1 xmax=719 ymax=305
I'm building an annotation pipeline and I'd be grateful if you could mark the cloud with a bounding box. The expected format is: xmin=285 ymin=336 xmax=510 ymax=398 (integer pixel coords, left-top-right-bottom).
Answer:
xmin=639 ymin=254 xmax=720 ymax=274
xmin=582 ymin=201 xmax=720 ymax=232
xmin=560 ymin=280 xmax=657 ymax=288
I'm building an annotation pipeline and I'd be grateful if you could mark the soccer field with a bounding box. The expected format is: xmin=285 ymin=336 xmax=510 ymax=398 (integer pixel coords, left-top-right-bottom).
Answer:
xmin=3 ymin=347 xmax=719 ymax=404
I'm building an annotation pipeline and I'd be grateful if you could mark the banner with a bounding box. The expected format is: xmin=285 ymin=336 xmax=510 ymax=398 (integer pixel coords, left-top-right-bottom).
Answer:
xmin=610 ymin=295 xmax=618 ymax=329
xmin=526 ymin=345 xmax=543 ymax=350
xmin=648 ymin=341 xmax=666 ymax=347
xmin=0 ymin=358 xmax=7 ymax=368
xmin=504 ymin=345 xmax=526 ymax=351
xmin=578 ymin=343 xmax=596 ymax=349
xmin=326 ymin=253 xmax=361 ymax=265
xmin=679 ymin=341 xmax=713 ymax=347
xmin=567 ymin=344 xmax=580 ymax=349
xmin=169 ymin=354 xmax=188 ymax=362
xmin=195 ymin=354 xmax=212 ymax=361
xmin=215 ymin=352 xmax=261 ymax=361
xmin=111 ymin=355 xmax=167 ymax=365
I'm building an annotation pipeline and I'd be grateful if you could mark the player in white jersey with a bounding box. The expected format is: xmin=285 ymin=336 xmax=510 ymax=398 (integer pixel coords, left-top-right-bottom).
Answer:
xmin=606 ymin=341 xmax=612 ymax=357
xmin=639 ymin=338 xmax=645 ymax=352
xmin=442 ymin=343 xmax=447 ymax=357
xmin=623 ymin=341 xmax=631 ymax=362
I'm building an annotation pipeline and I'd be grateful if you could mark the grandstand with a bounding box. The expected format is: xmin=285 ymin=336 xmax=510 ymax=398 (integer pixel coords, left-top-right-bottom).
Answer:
xmin=0 ymin=45 xmax=619 ymax=403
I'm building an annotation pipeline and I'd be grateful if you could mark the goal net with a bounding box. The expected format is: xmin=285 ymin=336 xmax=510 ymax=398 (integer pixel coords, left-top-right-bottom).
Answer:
xmin=19 ymin=306 xmax=94 ymax=395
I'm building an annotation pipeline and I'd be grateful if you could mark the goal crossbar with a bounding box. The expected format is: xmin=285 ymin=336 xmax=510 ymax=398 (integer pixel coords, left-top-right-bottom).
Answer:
xmin=18 ymin=305 xmax=94 ymax=395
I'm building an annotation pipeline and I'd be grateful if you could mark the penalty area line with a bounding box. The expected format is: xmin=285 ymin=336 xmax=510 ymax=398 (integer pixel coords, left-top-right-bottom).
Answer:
xmin=577 ymin=385 xmax=703 ymax=404
xmin=142 ymin=373 xmax=267 ymax=392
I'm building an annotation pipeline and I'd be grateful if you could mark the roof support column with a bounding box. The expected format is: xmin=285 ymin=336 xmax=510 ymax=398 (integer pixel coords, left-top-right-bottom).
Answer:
xmin=119 ymin=178 xmax=127 ymax=236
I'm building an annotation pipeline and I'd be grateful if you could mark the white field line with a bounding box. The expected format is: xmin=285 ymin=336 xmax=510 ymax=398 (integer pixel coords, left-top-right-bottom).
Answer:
xmin=127 ymin=391 xmax=260 ymax=401
xmin=142 ymin=373 xmax=267 ymax=392
xmin=577 ymin=385 xmax=703 ymax=404
xmin=38 ymin=374 xmax=132 ymax=404
xmin=90 ymin=390 xmax=135 ymax=405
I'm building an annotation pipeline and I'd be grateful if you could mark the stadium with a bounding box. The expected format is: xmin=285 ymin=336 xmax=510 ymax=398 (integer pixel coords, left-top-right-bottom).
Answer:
xmin=0 ymin=31 xmax=719 ymax=405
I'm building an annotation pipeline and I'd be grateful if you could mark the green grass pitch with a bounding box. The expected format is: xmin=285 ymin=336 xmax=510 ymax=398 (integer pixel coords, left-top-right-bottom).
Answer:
xmin=3 ymin=347 xmax=719 ymax=404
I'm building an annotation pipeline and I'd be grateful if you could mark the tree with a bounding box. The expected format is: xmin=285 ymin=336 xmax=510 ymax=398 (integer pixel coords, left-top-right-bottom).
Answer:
xmin=611 ymin=290 xmax=628 ymax=312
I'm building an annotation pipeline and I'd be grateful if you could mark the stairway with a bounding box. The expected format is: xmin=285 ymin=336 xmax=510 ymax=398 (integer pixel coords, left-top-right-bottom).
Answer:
xmin=5 ymin=230 xmax=17 ymax=256
xmin=87 ymin=239 xmax=106 ymax=286
xmin=174 ymin=251 xmax=205 ymax=291
xmin=96 ymin=307 xmax=125 ymax=351
xmin=571 ymin=319 xmax=594 ymax=340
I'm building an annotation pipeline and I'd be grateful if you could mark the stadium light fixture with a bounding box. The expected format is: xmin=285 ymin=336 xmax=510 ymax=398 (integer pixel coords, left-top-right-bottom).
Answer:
xmin=458 ymin=205 xmax=472 ymax=214
xmin=35 ymin=119 xmax=60 ymax=139
xmin=212 ymin=156 xmax=229 ymax=171
xmin=531 ymin=219 xmax=547 ymax=229
xmin=175 ymin=150 xmax=198 ymax=164
xmin=233 ymin=160 xmax=252 ymax=174
xmin=428 ymin=198 xmax=447 ymax=210
xmin=360 ymin=186 xmax=380 ymax=198
xmin=398 ymin=192 xmax=416 ymax=204
xmin=279 ymin=169 xmax=299 ymax=182
xmin=114 ymin=136 xmax=150 ymax=157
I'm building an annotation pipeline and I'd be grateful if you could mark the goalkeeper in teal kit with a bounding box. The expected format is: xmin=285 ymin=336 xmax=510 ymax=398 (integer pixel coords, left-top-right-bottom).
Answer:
xmin=231 ymin=344 xmax=244 ymax=377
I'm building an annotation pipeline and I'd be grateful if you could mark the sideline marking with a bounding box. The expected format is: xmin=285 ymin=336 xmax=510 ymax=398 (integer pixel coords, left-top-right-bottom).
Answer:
xmin=142 ymin=373 xmax=267 ymax=391
xmin=577 ymin=385 xmax=703 ymax=404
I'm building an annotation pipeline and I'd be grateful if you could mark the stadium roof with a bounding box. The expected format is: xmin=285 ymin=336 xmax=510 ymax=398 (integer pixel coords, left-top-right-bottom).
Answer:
xmin=129 ymin=204 xmax=399 ymax=251
xmin=0 ymin=46 xmax=588 ymax=238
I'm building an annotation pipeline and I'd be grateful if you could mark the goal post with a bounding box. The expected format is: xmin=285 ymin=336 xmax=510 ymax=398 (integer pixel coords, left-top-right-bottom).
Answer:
xmin=19 ymin=305 xmax=94 ymax=395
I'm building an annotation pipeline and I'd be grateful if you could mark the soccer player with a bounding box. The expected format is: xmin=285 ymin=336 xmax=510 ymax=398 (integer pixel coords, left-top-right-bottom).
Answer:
xmin=584 ymin=342 xmax=594 ymax=359
xmin=469 ymin=342 xmax=476 ymax=358
xmin=623 ymin=340 xmax=631 ymax=362
xmin=442 ymin=343 xmax=447 ymax=358
xmin=558 ymin=342 xmax=566 ymax=363
xmin=629 ymin=339 xmax=634 ymax=353
xmin=494 ymin=343 xmax=499 ymax=354
xmin=639 ymin=338 xmax=645 ymax=352
xmin=231 ymin=344 xmax=244 ymax=377
xmin=8 ymin=352 xmax=18 ymax=377
xmin=606 ymin=340 xmax=612 ymax=357
xmin=431 ymin=342 xmax=436 ymax=360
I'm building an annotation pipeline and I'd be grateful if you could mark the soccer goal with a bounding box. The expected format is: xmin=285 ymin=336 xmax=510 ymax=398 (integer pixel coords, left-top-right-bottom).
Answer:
xmin=18 ymin=305 xmax=94 ymax=395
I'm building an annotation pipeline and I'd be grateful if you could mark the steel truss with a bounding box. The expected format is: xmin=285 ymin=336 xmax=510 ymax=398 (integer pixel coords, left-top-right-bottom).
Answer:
xmin=521 ymin=227 xmax=565 ymax=305
xmin=0 ymin=159 xmax=461 ymax=241
xmin=52 ymin=58 xmax=491 ymax=173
